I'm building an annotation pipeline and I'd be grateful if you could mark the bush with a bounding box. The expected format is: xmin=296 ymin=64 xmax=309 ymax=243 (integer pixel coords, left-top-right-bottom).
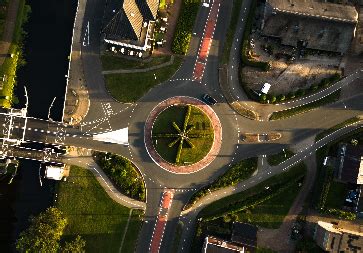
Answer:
xmin=171 ymin=0 xmax=201 ymax=54
xmin=94 ymin=152 xmax=146 ymax=201
xmin=259 ymin=94 xmax=267 ymax=103
xmin=287 ymin=92 xmax=295 ymax=99
xmin=277 ymin=94 xmax=285 ymax=102
xmin=296 ymin=89 xmax=305 ymax=97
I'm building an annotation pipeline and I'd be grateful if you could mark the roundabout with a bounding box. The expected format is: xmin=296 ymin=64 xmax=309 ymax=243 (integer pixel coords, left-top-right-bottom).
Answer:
xmin=144 ymin=96 xmax=222 ymax=174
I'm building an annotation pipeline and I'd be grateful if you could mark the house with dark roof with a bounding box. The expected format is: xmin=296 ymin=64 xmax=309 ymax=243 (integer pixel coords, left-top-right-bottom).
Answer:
xmin=262 ymin=0 xmax=358 ymax=54
xmin=338 ymin=144 xmax=363 ymax=184
xmin=231 ymin=222 xmax=257 ymax=251
xmin=102 ymin=0 xmax=159 ymax=53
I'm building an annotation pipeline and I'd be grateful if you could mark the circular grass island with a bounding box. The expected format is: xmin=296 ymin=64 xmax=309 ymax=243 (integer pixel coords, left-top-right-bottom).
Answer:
xmin=151 ymin=104 xmax=214 ymax=166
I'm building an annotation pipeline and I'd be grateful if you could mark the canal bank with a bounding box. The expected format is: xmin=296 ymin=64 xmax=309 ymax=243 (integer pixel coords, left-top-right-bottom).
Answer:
xmin=0 ymin=0 xmax=77 ymax=251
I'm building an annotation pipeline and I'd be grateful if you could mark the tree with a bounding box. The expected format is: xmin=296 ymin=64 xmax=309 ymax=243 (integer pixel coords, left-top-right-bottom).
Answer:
xmin=60 ymin=236 xmax=86 ymax=253
xmin=16 ymin=207 xmax=67 ymax=253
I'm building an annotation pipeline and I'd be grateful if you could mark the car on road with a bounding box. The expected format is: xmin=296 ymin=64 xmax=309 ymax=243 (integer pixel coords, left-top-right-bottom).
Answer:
xmin=202 ymin=94 xmax=217 ymax=105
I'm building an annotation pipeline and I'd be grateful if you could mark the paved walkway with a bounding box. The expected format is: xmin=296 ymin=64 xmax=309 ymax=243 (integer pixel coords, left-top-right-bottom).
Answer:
xmin=62 ymin=0 xmax=90 ymax=125
xmin=0 ymin=0 xmax=20 ymax=66
xmin=102 ymin=56 xmax=174 ymax=75
xmin=144 ymin=96 xmax=222 ymax=174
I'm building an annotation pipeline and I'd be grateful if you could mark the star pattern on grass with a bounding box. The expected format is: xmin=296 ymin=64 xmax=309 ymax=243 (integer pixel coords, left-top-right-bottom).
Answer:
xmin=152 ymin=105 xmax=211 ymax=164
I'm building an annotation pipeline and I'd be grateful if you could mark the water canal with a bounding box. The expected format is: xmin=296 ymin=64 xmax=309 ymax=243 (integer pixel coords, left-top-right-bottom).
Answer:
xmin=0 ymin=0 xmax=77 ymax=251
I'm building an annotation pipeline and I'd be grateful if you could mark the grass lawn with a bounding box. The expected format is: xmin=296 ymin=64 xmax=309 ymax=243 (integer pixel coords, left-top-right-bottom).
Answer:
xmin=100 ymin=55 xmax=171 ymax=71
xmin=267 ymin=149 xmax=295 ymax=166
xmin=269 ymin=90 xmax=341 ymax=121
xmin=222 ymin=0 xmax=243 ymax=64
xmin=235 ymin=176 xmax=303 ymax=228
xmin=152 ymin=105 xmax=214 ymax=164
xmin=325 ymin=181 xmax=347 ymax=210
xmin=198 ymin=162 xmax=306 ymax=218
xmin=191 ymin=163 xmax=305 ymax=251
xmin=56 ymin=166 xmax=143 ymax=253
xmin=105 ymin=56 xmax=183 ymax=103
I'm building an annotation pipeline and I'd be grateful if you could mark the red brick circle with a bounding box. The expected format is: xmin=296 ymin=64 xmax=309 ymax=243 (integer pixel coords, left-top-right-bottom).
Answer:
xmin=144 ymin=96 xmax=222 ymax=174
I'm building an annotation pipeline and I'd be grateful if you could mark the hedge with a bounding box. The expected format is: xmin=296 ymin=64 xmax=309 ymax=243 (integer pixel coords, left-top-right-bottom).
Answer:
xmin=94 ymin=152 xmax=146 ymax=201
xmin=322 ymin=208 xmax=356 ymax=220
xmin=315 ymin=116 xmax=361 ymax=142
xmin=185 ymin=157 xmax=258 ymax=209
xmin=269 ymin=89 xmax=341 ymax=120
xmin=171 ymin=0 xmax=201 ymax=55
xmin=317 ymin=166 xmax=334 ymax=209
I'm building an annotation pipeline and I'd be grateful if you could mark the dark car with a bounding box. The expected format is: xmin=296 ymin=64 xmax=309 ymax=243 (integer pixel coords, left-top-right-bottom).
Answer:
xmin=202 ymin=94 xmax=217 ymax=105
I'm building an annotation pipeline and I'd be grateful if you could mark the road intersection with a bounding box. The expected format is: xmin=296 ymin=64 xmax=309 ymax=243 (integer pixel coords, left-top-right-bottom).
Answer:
xmin=53 ymin=0 xmax=363 ymax=252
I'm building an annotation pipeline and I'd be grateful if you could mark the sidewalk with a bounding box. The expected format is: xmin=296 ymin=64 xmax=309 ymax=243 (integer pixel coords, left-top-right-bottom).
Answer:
xmin=62 ymin=0 xmax=90 ymax=125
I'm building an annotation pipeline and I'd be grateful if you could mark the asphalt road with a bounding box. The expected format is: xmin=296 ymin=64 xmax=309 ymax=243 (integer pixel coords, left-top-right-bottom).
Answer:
xmin=2 ymin=0 xmax=362 ymax=252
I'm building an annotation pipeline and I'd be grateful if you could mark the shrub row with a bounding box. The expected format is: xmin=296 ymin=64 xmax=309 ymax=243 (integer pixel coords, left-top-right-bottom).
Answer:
xmin=185 ymin=157 xmax=258 ymax=209
xmin=315 ymin=116 xmax=361 ymax=142
xmin=322 ymin=208 xmax=356 ymax=220
xmin=317 ymin=166 xmax=334 ymax=210
xmin=94 ymin=152 xmax=146 ymax=201
xmin=171 ymin=0 xmax=201 ymax=55
xmin=259 ymin=73 xmax=342 ymax=104
xmin=269 ymin=89 xmax=341 ymax=120
xmin=240 ymin=0 xmax=271 ymax=71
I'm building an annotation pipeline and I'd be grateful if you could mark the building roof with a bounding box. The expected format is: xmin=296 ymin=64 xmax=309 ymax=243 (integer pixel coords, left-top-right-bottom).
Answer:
xmin=203 ymin=237 xmax=246 ymax=253
xmin=341 ymin=145 xmax=363 ymax=184
xmin=103 ymin=0 xmax=159 ymax=44
xmin=45 ymin=165 xmax=65 ymax=181
xmin=231 ymin=222 xmax=257 ymax=249
xmin=266 ymin=0 xmax=358 ymax=23
xmin=262 ymin=12 xmax=355 ymax=53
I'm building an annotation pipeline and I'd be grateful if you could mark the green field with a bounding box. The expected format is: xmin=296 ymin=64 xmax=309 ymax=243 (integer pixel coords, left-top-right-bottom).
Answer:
xmin=235 ymin=177 xmax=303 ymax=228
xmin=198 ymin=163 xmax=306 ymax=218
xmin=325 ymin=181 xmax=347 ymax=210
xmin=105 ymin=56 xmax=183 ymax=103
xmin=56 ymin=166 xmax=143 ymax=253
xmin=152 ymin=105 xmax=214 ymax=164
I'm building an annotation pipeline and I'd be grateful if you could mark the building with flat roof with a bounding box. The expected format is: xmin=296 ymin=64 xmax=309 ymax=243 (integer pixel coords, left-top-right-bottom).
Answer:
xmin=202 ymin=237 xmax=247 ymax=253
xmin=102 ymin=0 xmax=159 ymax=53
xmin=314 ymin=221 xmax=363 ymax=252
xmin=338 ymin=144 xmax=363 ymax=185
xmin=262 ymin=0 xmax=358 ymax=54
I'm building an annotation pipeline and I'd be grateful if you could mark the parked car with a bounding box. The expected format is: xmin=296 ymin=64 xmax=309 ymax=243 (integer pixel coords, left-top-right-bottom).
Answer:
xmin=202 ymin=94 xmax=217 ymax=105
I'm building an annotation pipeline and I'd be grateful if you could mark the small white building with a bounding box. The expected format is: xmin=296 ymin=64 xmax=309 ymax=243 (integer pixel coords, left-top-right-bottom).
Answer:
xmin=45 ymin=165 xmax=65 ymax=181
